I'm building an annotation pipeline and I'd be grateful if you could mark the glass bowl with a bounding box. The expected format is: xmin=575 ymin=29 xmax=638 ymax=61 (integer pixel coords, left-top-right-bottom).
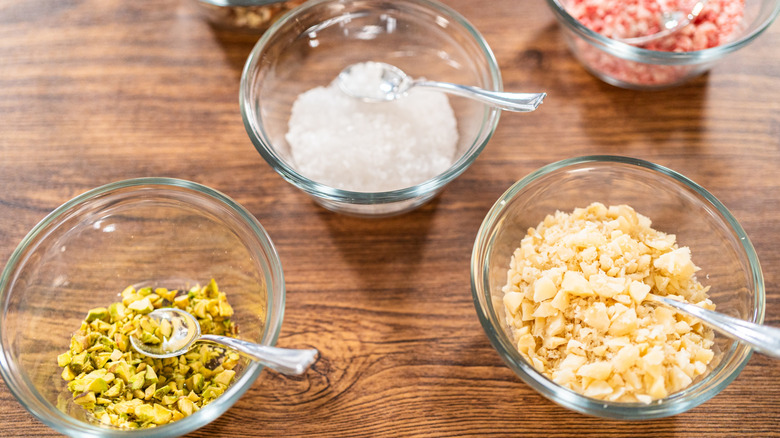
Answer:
xmin=471 ymin=156 xmax=764 ymax=419
xmin=545 ymin=0 xmax=780 ymax=89
xmin=240 ymin=0 xmax=502 ymax=217
xmin=194 ymin=0 xmax=307 ymax=34
xmin=0 ymin=178 xmax=285 ymax=437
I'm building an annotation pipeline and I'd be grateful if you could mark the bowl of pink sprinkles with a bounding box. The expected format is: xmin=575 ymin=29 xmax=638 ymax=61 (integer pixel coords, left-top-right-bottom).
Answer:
xmin=546 ymin=0 xmax=780 ymax=88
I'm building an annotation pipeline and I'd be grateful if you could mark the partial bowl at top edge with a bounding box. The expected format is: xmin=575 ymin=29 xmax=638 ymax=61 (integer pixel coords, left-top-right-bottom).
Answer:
xmin=194 ymin=0 xmax=307 ymax=34
xmin=544 ymin=0 xmax=780 ymax=89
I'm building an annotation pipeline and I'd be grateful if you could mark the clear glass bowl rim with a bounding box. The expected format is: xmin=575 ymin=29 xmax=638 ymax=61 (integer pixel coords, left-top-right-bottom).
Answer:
xmin=470 ymin=155 xmax=765 ymax=419
xmin=0 ymin=177 xmax=286 ymax=437
xmin=544 ymin=0 xmax=780 ymax=65
xmin=239 ymin=0 xmax=502 ymax=205
xmin=197 ymin=0 xmax=288 ymax=6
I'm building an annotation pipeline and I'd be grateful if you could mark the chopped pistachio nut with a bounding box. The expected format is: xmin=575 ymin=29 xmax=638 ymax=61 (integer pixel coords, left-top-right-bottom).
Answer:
xmin=58 ymin=280 xmax=243 ymax=428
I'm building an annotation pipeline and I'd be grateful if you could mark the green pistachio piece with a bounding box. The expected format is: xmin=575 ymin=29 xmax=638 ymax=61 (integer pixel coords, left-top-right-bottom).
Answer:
xmin=110 ymin=360 xmax=133 ymax=383
xmin=57 ymin=351 xmax=72 ymax=367
xmin=139 ymin=317 xmax=158 ymax=335
xmin=129 ymin=372 xmax=146 ymax=390
xmin=87 ymin=377 xmax=109 ymax=393
xmin=145 ymin=366 xmax=158 ymax=385
xmin=114 ymin=333 xmax=130 ymax=352
xmin=133 ymin=403 xmax=155 ymax=422
xmin=192 ymin=300 xmax=208 ymax=319
xmin=109 ymin=349 xmax=123 ymax=362
xmin=93 ymin=352 xmax=112 ymax=369
xmin=85 ymin=307 xmax=108 ymax=323
xmin=143 ymin=383 xmax=156 ymax=400
xmin=201 ymin=385 xmax=223 ymax=400
xmin=73 ymin=391 xmax=96 ymax=408
xmin=156 ymin=287 xmax=177 ymax=302
xmin=218 ymin=300 xmax=234 ymax=318
xmin=61 ymin=366 xmax=76 ymax=381
xmin=127 ymin=297 xmax=154 ymax=314
xmin=140 ymin=332 xmax=161 ymax=345
xmin=213 ymin=369 xmax=236 ymax=387
xmin=103 ymin=381 xmax=124 ymax=398
xmin=121 ymin=285 xmax=136 ymax=298
xmin=160 ymin=394 xmax=178 ymax=406
xmin=69 ymin=351 xmax=90 ymax=374
xmin=153 ymin=384 xmax=172 ymax=400
xmin=173 ymin=295 xmax=190 ymax=309
xmin=152 ymin=404 xmax=172 ymax=425
xmin=113 ymin=398 xmax=142 ymax=415
xmin=187 ymin=373 xmax=205 ymax=393
xmin=203 ymin=279 xmax=219 ymax=298
xmin=108 ymin=302 xmax=126 ymax=322
xmin=158 ymin=318 xmax=173 ymax=340
xmin=177 ymin=397 xmax=195 ymax=416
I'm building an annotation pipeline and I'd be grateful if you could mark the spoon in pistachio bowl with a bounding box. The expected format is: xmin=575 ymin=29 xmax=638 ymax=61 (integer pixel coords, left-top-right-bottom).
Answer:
xmin=647 ymin=294 xmax=780 ymax=358
xmin=337 ymin=61 xmax=546 ymax=112
xmin=130 ymin=308 xmax=318 ymax=375
xmin=613 ymin=0 xmax=708 ymax=46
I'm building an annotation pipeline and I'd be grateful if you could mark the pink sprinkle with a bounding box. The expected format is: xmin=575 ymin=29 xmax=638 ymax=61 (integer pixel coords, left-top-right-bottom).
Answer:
xmin=563 ymin=0 xmax=746 ymax=86
xmin=567 ymin=0 xmax=744 ymax=51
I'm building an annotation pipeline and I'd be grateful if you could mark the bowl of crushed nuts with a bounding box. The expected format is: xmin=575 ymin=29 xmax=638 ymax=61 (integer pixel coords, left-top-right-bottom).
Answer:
xmin=195 ymin=0 xmax=307 ymax=33
xmin=471 ymin=155 xmax=764 ymax=419
xmin=0 ymin=178 xmax=291 ymax=436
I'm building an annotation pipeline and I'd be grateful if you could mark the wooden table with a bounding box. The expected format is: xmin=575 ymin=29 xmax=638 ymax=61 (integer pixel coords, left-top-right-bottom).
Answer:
xmin=1 ymin=0 xmax=778 ymax=436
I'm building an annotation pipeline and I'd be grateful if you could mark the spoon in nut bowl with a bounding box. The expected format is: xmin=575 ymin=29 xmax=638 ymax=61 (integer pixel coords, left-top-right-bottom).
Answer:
xmin=647 ymin=294 xmax=780 ymax=358
xmin=130 ymin=308 xmax=318 ymax=375
xmin=337 ymin=61 xmax=546 ymax=112
xmin=613 ymin=0 xmax=708 ymax=46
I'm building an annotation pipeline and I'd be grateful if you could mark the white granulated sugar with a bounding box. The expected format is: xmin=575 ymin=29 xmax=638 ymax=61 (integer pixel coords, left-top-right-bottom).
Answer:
xmin=338 ymin=62 xmax=389 ymax=101
xmin=285 ymin=80 xmax=459 ymax=192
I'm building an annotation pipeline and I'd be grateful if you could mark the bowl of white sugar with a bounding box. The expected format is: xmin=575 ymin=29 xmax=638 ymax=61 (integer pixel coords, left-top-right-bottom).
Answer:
xmin=240 ymin=0 xmax=502 ymax=216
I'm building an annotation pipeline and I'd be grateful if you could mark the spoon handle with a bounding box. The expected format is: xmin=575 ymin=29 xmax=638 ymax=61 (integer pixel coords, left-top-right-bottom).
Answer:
xmin=648 ymin=294 xmax=780 ymax=358
xmin=415 ymin=80 xmax=546 ymax=112
xmin=200 ymin=334 xmax=318 ymax=375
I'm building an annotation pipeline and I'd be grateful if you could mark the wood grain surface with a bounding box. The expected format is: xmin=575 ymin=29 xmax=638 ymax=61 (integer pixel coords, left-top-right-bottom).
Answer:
xmin=1 ymin=0 xmax=779 ymax=436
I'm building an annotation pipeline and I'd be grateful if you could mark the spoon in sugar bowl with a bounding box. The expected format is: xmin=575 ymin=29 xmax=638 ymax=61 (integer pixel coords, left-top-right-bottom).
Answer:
xmin=131 ymin=308 xmax=318 ymax=375
xmin=647 ymin=294 xmax=780 ymax=358
xmin=613 ymin=0 xmax=708 ymax=46
xmin=337 ymin=61 xmax=546 ymax=112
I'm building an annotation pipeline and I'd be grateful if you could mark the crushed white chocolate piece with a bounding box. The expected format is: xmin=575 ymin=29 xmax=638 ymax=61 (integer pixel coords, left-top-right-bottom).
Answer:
xmin=502 ymin=202 xmax=715 ymax=403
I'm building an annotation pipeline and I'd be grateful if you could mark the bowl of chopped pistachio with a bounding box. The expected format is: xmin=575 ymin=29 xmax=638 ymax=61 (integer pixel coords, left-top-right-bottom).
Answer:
xmin=0 ymin=178 xmax=288 ymax=436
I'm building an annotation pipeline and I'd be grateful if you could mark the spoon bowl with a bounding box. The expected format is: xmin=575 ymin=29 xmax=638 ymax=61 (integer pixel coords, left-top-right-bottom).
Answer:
xmin=615 ymin=0 xmax=708 ymax=46
xmin=337 ymin=61 xmax=546 ymax=112
xmin=131 ymin=308 xmax=318 ymax=375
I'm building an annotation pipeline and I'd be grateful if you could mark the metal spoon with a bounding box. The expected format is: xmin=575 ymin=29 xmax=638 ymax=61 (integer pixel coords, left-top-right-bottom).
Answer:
xmin=614 ymin=0 xmax=707 ymax=46
xmin=130 ymin=308 xmax=318 ymax=375
xmin=336 ymin=61 xmax=546 ymax=112
xmin=647 ymin=294 xmax=780 ymax=358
